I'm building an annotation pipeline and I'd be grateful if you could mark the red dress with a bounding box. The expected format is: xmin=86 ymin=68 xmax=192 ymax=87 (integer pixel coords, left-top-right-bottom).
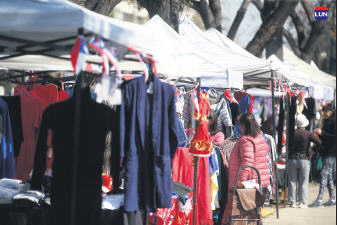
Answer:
xmin=189 ymin=91 xmax=213 ymax=157
xmin=172 ymin=147 xmax=213 ymax=225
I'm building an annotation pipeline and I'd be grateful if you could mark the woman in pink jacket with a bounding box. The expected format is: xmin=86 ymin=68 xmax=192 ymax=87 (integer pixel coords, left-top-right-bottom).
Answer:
xmin=222 ymin=113 xmax=270 ymax=225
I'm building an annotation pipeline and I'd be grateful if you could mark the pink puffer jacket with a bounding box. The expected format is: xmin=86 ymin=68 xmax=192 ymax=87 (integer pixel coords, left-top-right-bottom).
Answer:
xmin=228 ymin=134 xmax=270 ymax=191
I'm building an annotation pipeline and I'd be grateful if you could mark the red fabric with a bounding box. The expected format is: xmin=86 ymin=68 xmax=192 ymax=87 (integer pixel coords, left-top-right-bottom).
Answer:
xmin=85 ymin=63 xmax=94 ymax=72
xmin=174 ymin=192 xmax=194 ymax=225
xmin=14 ymin=88 xmax=44 ymax=182
xmin=189 ymin=91 xmax=213 ymax=156
xmin=147 ymin=193 xmax=195 ymax=225
xmin=34 ymin=84 xmax=58 ymax=109
xmin=58 ymin=90 xmax=69 ymax=102
xmin=227 ymin=134 xmax=270 ymax=191
xmin=172 ymin=147 xmax=213 ymax=225
xmin=148 ymin=197 xmax=179 ymax=225
xmin=224 ymin=90 xmax=238 ymax=104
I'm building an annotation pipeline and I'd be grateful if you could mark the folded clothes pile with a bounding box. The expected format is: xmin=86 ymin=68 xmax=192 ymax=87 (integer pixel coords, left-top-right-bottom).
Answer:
xmin=102 ymin=194 xmax=124 ymax=210
xmin=13 ymin=190 xmax=45 ymax=207
xmin=0 ymin=178 xmax=21 ymax=204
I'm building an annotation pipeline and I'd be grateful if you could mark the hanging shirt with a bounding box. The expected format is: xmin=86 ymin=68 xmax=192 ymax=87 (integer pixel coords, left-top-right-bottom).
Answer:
xmin=0 ymin=98 xmax=15 ymax=179
xmin=34 ymin=84 xmax=58 ymax=109
xmin=1 ymin=96 xmax=24 ymax=157
xmin=14 ymin=91 xmax=44 ymax=182
xmin=31 ymin=87 xmax=116 ymax=225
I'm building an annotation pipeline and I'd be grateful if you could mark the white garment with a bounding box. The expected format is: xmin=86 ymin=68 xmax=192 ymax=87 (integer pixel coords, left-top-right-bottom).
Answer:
xmin=0 ymin=178 xmax=21 ymax=189
xmin=13 ymin=190 xmax=45 ymax=204
xmin=101 ymin=194 xmax=124 ymax=210
xmin=0 ymin=187 xmax=19 ymax=204
xmin=94 ymin=76 xmax=120 ymax=106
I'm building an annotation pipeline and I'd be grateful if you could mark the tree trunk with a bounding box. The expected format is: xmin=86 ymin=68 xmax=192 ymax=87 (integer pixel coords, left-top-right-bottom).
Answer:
xmin=264 ymin=1 xmax=284 ymax=59
xmin=190 ymin=0 xmax=222 ymax=31
xmin=170 ymin=0 xmax=180 ymax=33
xmin=245 ymin=0 xmax=299 ymax=57
xmin=290 ymin=11 xmax=306 ymax=48
xmin=266 ymin=28 xmax=283 ymax=59
xmin=227 ymin=0 xmax=251 ymax=40
xmin=137 ymin=0 xmax=182 ymax=32
xmin=197 ymin=0 xmax=216 ymax=29
xmin=137 ymin=0 xmax=171 ymax=23
xmin=251 ymin=0 xmax=263 ymax=11
xmin=283 ymin=28 xmax=302 ymax=57
xmin=301 ymin=21 xmax=326 ymax=62
xmin=209 ymin=0 xmax=222 ymax=32
xmin=73 ymin=0 xmax=122 ymax=16
xmin=300 ymin=0 xmax=315 ymax=25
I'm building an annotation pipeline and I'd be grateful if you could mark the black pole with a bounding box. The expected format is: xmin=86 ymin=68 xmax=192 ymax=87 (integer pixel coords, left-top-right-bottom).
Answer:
xmin=271 ymin=70 xmax=279 ymax=218
xmin=70 ymin=28 xmax=84 ymax=225
xmin=192 ymin=78 xmax=201 ymax=225
xmin=284 ymin=89 xmax=290 ymax=208
xmin=192 ymin=156 xmax=199 ymax=225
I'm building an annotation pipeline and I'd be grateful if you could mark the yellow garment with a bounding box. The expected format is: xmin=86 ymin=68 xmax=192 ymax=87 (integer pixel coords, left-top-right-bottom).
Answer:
xmin=210 ymin=172 xmax=219 ymax=210
xmin=296 ymin=100 xmax=304 ymax=115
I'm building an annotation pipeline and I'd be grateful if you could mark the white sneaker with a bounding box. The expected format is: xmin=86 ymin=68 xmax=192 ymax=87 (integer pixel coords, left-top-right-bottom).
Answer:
xmin=299 ymin=203 xmax=308 ymax=208
xmin=290 ymin=202 xmax=298 ymax=208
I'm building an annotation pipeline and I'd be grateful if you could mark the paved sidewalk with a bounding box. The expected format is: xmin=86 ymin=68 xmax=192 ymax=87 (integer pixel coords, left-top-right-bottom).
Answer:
xmin=264 ymin=183 xmax=336 ymax=225
xmin=264 ymin=206 xmax=336 ymax=225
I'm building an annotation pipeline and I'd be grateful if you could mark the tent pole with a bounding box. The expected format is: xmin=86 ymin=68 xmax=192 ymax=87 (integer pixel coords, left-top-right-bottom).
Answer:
xmin=284 ymin=89 xmax=290 ymax=208
xmin=192 ymin=78 xmax=201 ymax=225
xmin=69 ymin=28 xmax=84 ymax=225
xmin=271 ymin=70 xmax=279 ymax=218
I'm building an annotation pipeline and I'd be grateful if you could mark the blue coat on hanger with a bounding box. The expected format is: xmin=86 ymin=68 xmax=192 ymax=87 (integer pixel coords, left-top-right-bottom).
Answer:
xmin=0 ymin=98 xmax=15 ymax=179
xmin=120 ymin=75 xmax=179 ymax=212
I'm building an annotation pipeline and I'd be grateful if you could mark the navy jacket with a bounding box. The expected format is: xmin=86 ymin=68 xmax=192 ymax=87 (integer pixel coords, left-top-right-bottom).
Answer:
xmin=0 ymin=98 xmax=15 ymax=179
xmin=120 ymin=75 xmax=179 ymax=212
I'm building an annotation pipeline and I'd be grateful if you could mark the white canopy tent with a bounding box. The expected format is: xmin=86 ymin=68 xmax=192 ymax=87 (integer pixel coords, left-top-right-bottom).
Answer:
xmin=179 ymin=17 xmax=272 ymax=83
xmin=145 ymin=16 xmax=243 ymax=89
xmin=267 ymin=55 xmax=312 ymax=87
xmin=283 ymin=46 xmax=336 ymax=90
xmin=267 ymin=46 xmax=335 ymax=101
xmin=205 ymin=28 xmax=258 ymax=59
xmin=0 ymin=0 xmax=201 ymax=78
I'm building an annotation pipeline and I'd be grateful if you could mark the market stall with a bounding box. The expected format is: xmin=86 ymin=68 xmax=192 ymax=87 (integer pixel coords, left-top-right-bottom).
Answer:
xmin=145 ymin=16 xmax=243 ymax=89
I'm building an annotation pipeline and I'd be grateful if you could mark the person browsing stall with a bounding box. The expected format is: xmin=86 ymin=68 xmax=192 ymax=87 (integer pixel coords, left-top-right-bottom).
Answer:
xmin=288 ymin=114 xmax=321 ymax=208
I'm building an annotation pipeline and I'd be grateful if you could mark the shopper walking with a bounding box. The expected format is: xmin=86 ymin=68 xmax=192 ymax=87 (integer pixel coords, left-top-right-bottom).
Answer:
xmin=288 ymin=114 xmax=321 ymax=208
xmin=221 ymin=113 xmax=270 ymax=225
xmin=311 ymin=103 xmax=336 ymax=207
